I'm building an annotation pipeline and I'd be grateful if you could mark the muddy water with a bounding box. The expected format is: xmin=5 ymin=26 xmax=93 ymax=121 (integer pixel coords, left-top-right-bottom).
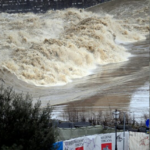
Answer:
xmin=0 ymin=0 xmax=149 ymax=119
xmin=53 ymin=37 xmax=149 ymax=118
xmin=0 ymin=37 xmax=149 ymax=118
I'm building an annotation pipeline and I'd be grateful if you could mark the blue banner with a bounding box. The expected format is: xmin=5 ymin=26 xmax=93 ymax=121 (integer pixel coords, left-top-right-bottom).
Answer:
xmin=53 ymin=141 xmax=63 ymax=150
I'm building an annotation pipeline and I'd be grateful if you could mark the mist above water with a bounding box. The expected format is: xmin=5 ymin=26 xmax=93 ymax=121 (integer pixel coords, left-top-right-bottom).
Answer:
xmin=0 ymin=1 xmax=149 ymax=86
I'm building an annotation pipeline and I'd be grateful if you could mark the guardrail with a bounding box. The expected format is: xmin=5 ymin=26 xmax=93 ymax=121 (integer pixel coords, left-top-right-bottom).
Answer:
xmin=0 ymin=0 xmax=110 ymax=13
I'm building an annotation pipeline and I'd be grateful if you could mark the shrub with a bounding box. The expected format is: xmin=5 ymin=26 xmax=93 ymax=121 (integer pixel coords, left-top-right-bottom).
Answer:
xmin=0 ymin=85 xmax=56 ymax=150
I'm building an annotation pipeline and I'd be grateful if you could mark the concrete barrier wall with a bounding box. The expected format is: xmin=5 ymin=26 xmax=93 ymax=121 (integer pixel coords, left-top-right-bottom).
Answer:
xmin=0 ymin=0 xmax=111 ymax=13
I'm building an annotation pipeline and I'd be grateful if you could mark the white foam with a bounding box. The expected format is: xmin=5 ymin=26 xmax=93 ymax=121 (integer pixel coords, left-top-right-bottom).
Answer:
xmin=129 ymin=82 xmax=149 ymax=121
xmin=0 ymin=8 xmax=148 ymax=86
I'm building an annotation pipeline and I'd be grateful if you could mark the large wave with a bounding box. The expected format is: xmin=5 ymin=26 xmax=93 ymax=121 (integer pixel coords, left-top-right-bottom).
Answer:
xmin=0 ymin=2 xmax=149 ymax=86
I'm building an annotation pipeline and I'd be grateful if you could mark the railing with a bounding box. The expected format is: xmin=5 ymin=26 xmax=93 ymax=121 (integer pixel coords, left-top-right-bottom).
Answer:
xmin=0 ymin=0 xmax=110 ymax=13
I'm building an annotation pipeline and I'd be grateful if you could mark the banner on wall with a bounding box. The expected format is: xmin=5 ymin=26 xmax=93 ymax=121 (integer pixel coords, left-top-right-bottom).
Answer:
xmin=100 ymin=132 xmax=129 ymax=150
xmin=101 ymin=134 xmax=113 ymax=150
xmin=84 ymin=135 xmax=101 ymax=150
xmin=63 ymin=132 xmax=129 ymax=150
xmin=63 ymin=137 xmax=84 ymax=150
xmin=116 ymin=132 xmax=129 ymax=150
xmin=129 ymin=132 xmax=149 ymax=150
xmin=53 ymin=141 xmax=63 ymax=150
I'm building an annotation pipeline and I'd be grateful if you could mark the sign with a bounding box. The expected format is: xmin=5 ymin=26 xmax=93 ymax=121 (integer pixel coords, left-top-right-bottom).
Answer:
xmin=84 ymin=135 xmax=101 ymax=150
xmin=63 ymin=137 xmax=84 ymax=150
xmin=101 ymin=143 xmax=112 ymax=150
xmin=75 ymin=146 xmax=84 ymax=150
xmin=129 ymin=132 xmax=149 ymax=150
xmin=63 ymin=132 xmax=129 ymax=150
xmin=101 ymin=134 xmax=112 ymax=150
xmin=146 ymin=119 xmax=149 ymax=128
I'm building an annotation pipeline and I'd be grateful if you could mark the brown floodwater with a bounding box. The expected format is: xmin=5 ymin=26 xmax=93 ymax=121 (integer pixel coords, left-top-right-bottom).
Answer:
xmin=0 ymin=0 xmax=149 ymax=120
xmin=53 ymin=37 xmax=149 ymax=119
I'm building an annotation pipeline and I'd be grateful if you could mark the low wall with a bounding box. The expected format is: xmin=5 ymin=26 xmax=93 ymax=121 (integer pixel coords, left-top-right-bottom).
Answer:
xmin=54 ymin=132 xmax=149 ymax=150
xmin=0 ymin=0 xmax=111 ymax=13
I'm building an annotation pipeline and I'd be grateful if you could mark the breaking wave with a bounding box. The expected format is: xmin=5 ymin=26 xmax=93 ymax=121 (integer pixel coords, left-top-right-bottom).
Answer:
xmin=0 ymin=2 xmax=149 ymax=86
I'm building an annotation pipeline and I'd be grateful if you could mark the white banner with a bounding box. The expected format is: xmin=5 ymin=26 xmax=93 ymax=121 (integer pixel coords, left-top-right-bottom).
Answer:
xmin=63 ymin=132 xmax=129 ymax=150
xmin=63 ymin=137 xmax=84 ymax=150
xmin=100 ymin=132 xmax=129 ymax=150
xmin=100 ymin=133 xmax=113 ymax=150
xmin=129 ymin=132 xmax=149 ymax=150
xmin=84 ymin=135 xmax=101 ymax=150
